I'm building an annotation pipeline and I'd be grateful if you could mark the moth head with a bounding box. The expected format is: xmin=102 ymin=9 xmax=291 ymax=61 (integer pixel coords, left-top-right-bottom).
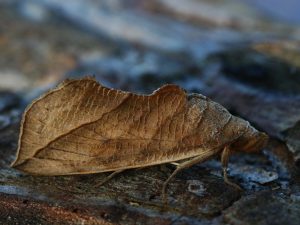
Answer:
xmin=231 ymin=126 xmax=269 ymax=153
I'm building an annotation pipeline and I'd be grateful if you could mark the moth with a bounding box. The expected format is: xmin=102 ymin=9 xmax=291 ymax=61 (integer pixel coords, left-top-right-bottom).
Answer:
xmin=11 ymin=77 xmax=268 ymax=202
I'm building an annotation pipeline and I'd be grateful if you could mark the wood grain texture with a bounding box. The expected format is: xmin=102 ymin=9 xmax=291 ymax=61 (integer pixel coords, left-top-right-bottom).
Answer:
xmin=11 ymin=77 xmax=268 ymax=175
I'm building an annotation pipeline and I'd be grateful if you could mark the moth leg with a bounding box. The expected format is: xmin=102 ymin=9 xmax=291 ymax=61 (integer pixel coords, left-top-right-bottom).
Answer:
xmin=162 ymin=155 xmax=207 ymax=203
xmin=94 ymin=169 xmax=125 ymax=187
xmin=221 ymin=146 xmax=242 ymax=191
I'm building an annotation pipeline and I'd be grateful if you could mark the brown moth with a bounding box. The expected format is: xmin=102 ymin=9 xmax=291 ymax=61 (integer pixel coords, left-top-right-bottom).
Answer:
xmin=11 ymin=77 xmax=268 ymax=201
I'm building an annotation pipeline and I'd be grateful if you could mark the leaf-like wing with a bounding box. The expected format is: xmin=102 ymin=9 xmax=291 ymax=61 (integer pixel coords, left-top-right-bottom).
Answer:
xmin=12 ymin=77 xmax=257 ymax=175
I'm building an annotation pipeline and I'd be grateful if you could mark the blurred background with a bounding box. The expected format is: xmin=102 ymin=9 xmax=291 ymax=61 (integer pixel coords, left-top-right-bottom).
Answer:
xmin=1 ymin=1 xmax=300 ymax=224
xmin=1 ymin=0 xmax=300 ymax=94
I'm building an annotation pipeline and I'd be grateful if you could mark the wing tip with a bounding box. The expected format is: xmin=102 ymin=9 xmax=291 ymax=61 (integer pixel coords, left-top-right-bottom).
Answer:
xmin=10 ymin=153 xmax=24 ymax=168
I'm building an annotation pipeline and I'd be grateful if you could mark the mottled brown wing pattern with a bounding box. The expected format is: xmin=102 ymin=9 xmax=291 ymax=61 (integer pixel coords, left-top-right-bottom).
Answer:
xmin=12 ymin=78 xmax=251 ymax=175
xmin=13 ymin=78 xmax=131 ymax=165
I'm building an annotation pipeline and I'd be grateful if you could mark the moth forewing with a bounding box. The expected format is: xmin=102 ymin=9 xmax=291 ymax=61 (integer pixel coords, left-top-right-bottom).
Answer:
xmin=12 ymin=77 xmax=268 ymax=197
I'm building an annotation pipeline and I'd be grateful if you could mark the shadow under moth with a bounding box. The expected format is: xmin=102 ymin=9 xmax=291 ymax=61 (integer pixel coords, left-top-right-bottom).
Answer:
xmin=11 ymin=77 xmax=268 ymax=202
